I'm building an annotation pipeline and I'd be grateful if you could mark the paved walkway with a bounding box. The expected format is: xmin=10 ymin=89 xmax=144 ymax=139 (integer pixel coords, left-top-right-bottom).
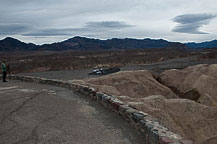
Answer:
xmin=0 ymin=80 xmax=145 ymax=144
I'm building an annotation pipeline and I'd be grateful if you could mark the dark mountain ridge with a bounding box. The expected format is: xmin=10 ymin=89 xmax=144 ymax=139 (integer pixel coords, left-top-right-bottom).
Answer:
xmin=39 ymin=36 xmax=186 ymax=51
xmin=0 ymin=36 xmax=216 ymax=51
xmin=186 ymin=39 xmax=217 ymax=49
xmin=0 ymin=37 xmax=38 ymax=51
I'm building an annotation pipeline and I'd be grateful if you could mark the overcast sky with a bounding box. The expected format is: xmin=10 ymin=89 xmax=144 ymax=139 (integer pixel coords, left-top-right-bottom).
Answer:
xmin=0 ymin=0 xmax=216 ymax=44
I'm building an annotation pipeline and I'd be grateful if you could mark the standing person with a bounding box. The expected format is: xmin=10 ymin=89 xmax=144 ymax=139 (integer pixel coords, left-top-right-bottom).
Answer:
xmin=2 ymin=60 xmax=7 ymax=82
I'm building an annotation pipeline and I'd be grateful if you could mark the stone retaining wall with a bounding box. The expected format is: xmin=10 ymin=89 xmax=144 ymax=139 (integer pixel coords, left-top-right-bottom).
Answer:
xmin=7 ymin=75 xmax=193 ymax=144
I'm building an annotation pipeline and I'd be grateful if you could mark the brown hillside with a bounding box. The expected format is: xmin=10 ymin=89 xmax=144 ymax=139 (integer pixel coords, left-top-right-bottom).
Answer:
xmin=84 ymin=70 xmax=177 ymax=99
xmin=160 ymin=64 xmax=217 ymax=105
xmin=129 ymin=96 xmax=217 ymax=144
xmin=79 ymin=65 xmax=217 ymax=143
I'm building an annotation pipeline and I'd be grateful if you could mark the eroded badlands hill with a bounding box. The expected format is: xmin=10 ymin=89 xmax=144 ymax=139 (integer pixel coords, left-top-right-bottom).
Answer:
xmin=84 ymin=70 xmax=177 ymax=99
xmin=160 ymin=64 xmax=217 ymax=106
xmin=78 ymin=64 xmax=217 ymax=144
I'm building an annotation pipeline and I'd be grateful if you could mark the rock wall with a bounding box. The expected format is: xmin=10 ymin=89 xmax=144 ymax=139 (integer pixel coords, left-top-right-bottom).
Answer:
xmin=8 ymin=75 xmax=193 ymax=144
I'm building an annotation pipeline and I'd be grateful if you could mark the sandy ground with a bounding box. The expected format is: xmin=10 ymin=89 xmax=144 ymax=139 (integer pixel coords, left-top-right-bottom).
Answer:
xmin=0 ymin=80 xmax=145 ymax=144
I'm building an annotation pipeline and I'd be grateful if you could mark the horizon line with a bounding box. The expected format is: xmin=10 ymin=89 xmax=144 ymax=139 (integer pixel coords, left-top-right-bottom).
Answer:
xmin=0 ymin=36 xmax=216 ymax=46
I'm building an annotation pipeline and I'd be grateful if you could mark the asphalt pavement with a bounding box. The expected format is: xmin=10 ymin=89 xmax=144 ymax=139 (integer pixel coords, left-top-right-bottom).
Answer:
xmin=0 ymin=80 xmax=145 ymax=144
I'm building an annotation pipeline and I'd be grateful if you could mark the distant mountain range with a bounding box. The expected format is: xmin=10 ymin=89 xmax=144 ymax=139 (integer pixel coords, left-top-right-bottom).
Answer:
xmin=186 ymin=40 xmax=217 ymax=49
xmin=0 ymin=36 xmax=216 ymax=51
xmin=0 ymin=37 xmax=38 ymax=51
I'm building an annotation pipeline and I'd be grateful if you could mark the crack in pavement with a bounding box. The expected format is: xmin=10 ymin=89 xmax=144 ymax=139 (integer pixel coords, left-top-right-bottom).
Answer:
xmin=10 ymin=92 xmax=44 ymax=114
xmin=0 ymin=118 xmax=19 ymax=137
xmin=2 ymin=95 xmax=33 ymax=104
xmin=13 ymin=113 xmax=58 ymax=144
xmin=0 ymin=92 xmax=44 ymax=125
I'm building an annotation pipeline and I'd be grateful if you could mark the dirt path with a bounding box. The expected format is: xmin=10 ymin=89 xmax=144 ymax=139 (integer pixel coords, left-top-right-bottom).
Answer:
xmin=0 ymin=80 xmax=145 ymax=144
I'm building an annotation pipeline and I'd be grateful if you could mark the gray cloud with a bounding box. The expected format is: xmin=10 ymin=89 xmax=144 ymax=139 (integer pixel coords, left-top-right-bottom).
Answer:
xmin=23 ymin=21 xmax=133 ymax=36
xmin=86 ymin=21 xmax=133 ymax=29
xmin=173 ymin=13 xmax=216 ymax=24
xmin=173 ymin=25 xmax=208 ymax=34
xmin=172 ymin=13 xmax=216 ymax=34
xmin=1 ymin=0 xmax=217 ymax=44
xmin=0 ymin=23 xmax=30 ymax=35
xmin=23 ymin=28 xmax=82 ymax=36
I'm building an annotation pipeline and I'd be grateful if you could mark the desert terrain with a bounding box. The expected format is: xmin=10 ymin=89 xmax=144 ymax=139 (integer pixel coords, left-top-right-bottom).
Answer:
xmin=1 ymin=48 xmax=217 ymax=144
xmin=1 ymin=0 xmax=217 ymax=143
xmin=76 ymin=64 xmax=217 ymax=144
xmin=0 ymin=48 xmax=202 ymax=74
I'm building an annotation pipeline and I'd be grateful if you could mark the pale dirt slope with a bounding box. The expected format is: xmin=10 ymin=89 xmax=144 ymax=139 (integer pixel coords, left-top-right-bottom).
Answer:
xmin=84 ymin=70 xmax=177 ymax=99
xmin=160 ymin=64 xmax=217 ymax=105
xmin=78 ymin=65 xmax=217 ymax=144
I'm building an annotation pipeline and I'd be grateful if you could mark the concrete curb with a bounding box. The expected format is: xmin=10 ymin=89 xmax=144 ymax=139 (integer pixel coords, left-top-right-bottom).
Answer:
xmin=8 ymin=75 xmax=193 ymax=144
